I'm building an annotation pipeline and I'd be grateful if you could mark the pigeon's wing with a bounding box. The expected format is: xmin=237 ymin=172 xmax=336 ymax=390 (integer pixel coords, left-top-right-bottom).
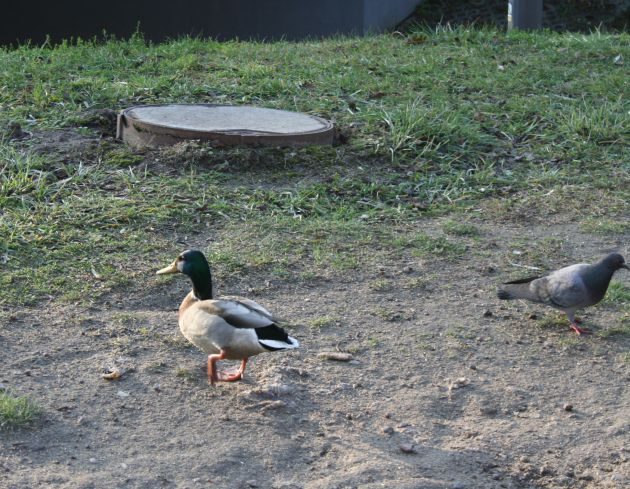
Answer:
xmin=540 ymin=265 xmax=590 ymax=309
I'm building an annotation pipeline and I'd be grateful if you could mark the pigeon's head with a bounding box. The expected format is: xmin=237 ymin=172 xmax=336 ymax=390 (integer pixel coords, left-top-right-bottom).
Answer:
xmin=601 ymin=253 xmax=629 ymax=271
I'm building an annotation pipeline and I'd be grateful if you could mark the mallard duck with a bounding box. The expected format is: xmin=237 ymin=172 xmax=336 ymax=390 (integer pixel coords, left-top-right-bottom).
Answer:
xmin=157 ymin=250 xmax=299 ymax=383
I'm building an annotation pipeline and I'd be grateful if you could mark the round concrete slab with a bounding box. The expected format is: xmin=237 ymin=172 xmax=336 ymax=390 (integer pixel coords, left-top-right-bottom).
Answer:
xmin=117 ymin=104 xmax=334 ymax=148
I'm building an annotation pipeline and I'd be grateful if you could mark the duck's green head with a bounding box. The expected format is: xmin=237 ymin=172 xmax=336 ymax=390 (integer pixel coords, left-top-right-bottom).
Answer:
xmin=156 ymin=250 xmax=210 ymax=278
xmin=156 ymin=250 xmax=213 ymax=299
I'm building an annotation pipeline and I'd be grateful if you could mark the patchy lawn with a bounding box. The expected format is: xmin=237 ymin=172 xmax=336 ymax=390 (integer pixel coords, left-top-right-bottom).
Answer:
xmin=1 ymin=26 xmax=628 ymax=488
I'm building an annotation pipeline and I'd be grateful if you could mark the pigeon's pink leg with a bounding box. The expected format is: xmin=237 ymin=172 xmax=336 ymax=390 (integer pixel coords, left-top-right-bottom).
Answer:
xmin=570 ymin=323 xmax=591 ymax=335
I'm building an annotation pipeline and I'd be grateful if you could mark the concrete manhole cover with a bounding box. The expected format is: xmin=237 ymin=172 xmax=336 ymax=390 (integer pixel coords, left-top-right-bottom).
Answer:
xmin=117 ymin=104 xmax=334 ymax=148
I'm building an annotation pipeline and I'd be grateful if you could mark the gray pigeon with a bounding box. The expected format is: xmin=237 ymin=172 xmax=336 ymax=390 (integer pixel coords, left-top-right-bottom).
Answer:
xmin=497 ymin=253 xmax=628 ymax=335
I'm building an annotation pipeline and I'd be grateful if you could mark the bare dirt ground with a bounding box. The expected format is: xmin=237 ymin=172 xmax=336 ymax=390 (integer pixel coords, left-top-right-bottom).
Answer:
xmin=1 ymin=133 xmax=629 ymax=489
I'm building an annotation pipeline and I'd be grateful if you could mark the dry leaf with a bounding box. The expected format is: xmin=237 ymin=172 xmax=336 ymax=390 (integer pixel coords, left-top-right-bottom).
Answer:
xmin=318 ymin=352 xmax=354 ymax=362
xmin=102 ymin=368 xmax=123 ymax=380
xmin=91 ymin=266 xmax=103 ymax=280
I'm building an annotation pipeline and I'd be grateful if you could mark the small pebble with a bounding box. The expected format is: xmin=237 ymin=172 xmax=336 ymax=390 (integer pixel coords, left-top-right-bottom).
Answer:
xmin=382 ymin=426 xmax=394 ymax=435
xmin=578 ymin=472 xmax=594 ymax=481
xmin=479 ymin=403 xmax=498 ymax=416
xmin=246 ymin=480 xmax=258 ymax=488
xmin=89 ymin=458 xmax=96 ymax=463
xmin=263 ymin=383 xmax=293 ymax=396
xmin=610 ymin=474 xmax=626 ymax=485
xmin=260 ymin=400 xmax=287 ymax=412
xmin=563 ymin=403 xmax=573 ymax=412
xmin=0 ymin=382 xmax=6 ymax=392
xmin=452 ymin=482 xmax=466 ymax=489
xmin=483 ymin=309 xmax=493 ymax=317
xmin=399 ymin=443 xmax=415 ymax=454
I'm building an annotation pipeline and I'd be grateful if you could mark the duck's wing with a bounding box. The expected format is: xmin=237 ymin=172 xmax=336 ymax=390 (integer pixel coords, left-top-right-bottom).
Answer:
xmin=198 ymin=299 xmax=299 ymax=351
xmin=220 ymin=295 xmax=274 ymax=319
xmin=208 ymin=299 xmax=276 ymax=330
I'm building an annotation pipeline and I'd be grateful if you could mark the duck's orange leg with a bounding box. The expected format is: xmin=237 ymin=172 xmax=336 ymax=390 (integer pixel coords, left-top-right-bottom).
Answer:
xmin=207 ymin=353 xmax=248 ymax=384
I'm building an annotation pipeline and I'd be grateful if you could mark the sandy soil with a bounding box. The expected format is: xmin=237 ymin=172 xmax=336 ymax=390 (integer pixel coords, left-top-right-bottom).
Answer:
xmin=1 ymin=133 xmax=628 ymax=489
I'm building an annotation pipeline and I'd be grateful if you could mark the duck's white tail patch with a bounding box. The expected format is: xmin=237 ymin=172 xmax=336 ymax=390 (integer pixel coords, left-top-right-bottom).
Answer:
xmin=259 ymin=336 xmax=299 ymax=350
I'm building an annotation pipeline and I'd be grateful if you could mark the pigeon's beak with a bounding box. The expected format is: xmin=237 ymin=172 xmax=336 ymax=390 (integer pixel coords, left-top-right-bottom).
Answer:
xmin=622 ymin=263 xmax=630 ymax=270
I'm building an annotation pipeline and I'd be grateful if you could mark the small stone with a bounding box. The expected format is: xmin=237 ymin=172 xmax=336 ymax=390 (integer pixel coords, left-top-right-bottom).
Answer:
xmin=469 ymin=365 xmax=477 ymax=370
xmin=539 ymin=465 xmax=553 ymax=476
xmin=116 ymin=390 xmax=130 ymax=398
xmin=260 ymin=400 xmax=287 ymax=412
xmin=120 ymin=463 xmax=128 ymax=469
xmin=448 ymin=377 xmax=469 ymax=390
xmin=563 ymin=403 xmax=573 ymax=412
xmin=452 ymin=482 xmax=466 ymax=489
xmin=89 ymin=458 xmax=96 ymax=463
xmin=5 ymin=122 xmax=27 ymax=140
xmin=0 ymin=383 xmax=6 ymax=392
xmin=382 ymin=426 xmax=394 ymax=435
xmin=153 ymin=384 xmax=161 ymax=393
xmin=246 ymin=480 xmax=258 ymax=488
xmin=263 ymin=383 xmax=293 ymax=396
xmin=479 ymin=403 xmax=499 ymax=416
xmin=317 ymin=352 xmax=353 ymax=362
xmin=483 ymin=309 xmax=493 ymax=317
xmin=578 ymin=472 xmax=594 ymax=481
xmin=399 ymin=443 xmax=415 ymax=454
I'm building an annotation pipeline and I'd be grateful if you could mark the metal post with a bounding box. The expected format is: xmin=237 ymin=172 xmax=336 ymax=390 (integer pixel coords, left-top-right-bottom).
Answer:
xmin=508 ymin=0 xmax=543 ymax=30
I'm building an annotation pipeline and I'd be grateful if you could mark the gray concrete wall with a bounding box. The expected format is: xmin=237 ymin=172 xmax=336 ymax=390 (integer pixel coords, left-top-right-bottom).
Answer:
xmin=363 ymin=0 xmax=422 ymax=34
xmin=1 ymin=0 xmax=422 ymax=45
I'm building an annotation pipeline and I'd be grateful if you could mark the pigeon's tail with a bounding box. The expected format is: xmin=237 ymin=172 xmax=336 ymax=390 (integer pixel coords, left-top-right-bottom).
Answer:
xmin=497 ymin=277 xmax=542 ymax=303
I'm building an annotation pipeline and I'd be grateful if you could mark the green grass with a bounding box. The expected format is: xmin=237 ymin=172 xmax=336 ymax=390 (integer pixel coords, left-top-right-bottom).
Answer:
xmin=441 ymin=220 xmax=481 ymax=237
xmin=0 ymin=27 xmax=628 ymax=306
xmin=0 ymin=390 xmax=41 ymax=429
xmin=598 ymin=323 xmax=630 ymax=338
xmin=580 ymin=218 xmax=630 ymax=236
xmin=604 ymin=282 xmax=630 ymax=308
xmin=175 ymin=368 xmax=197 ymax=382
xmin=308 ymin=316 xmax=338 ymax=329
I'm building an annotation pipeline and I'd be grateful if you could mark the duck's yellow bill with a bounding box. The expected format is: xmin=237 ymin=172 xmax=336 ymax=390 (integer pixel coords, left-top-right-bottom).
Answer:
xmin=156 ymin=260 xmax=178 ymax=275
